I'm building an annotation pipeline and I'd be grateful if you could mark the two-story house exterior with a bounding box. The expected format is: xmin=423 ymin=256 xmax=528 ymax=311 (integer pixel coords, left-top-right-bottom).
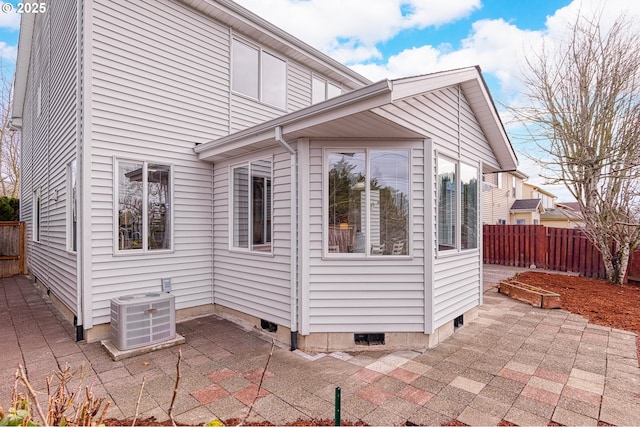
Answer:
xmin=13 ymin=0 xmax=517 ymax=351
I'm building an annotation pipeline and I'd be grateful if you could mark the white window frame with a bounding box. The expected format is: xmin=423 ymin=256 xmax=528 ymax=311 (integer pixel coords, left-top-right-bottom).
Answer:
xmin=67 ymin=159 xmax=77 ymax=252
xmin=324 ymin=147 xmax=412 ymax=258
xmin=231 ymin=37 xmax=287 ymax=110
xmin=229 ymin=157 xmax=274 ymax=255
xmin=32 ymin=189 xmax=41 ymax=242
xmin=114 ymin=158 xmax=174 ymax=254
xmin=312 ymin=75 xmax=342 ymax=104
xmin=36 ymin=82 xmax=42 ymax=117
xmin=436 ymin=153 xmax=480 ymax=255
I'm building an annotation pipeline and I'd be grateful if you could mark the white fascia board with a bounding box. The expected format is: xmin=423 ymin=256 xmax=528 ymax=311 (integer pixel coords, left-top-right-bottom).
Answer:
xmin=195 ymin=79 xmax=392 ymax=160
xmin=11 ymin=13 xmax=36 ymax=124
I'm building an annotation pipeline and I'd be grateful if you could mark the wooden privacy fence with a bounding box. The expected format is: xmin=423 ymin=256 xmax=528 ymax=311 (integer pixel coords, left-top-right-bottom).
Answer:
xmin=0 ymin=221 xmax=25 ymax=277
xmin=483 ymin=224 xmax=640 ymax=281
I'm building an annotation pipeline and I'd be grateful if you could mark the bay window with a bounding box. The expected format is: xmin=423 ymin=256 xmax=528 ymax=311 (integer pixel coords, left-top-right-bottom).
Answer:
xmin=437 ymin=155 xmax=479 ymax=253
xmin=231 ymin=159 xmax=272 ymax=252
xmin=327 ymin=149 xmax=409 ymax=256
xmin=117 ymin=160 xmax=172 ymax=252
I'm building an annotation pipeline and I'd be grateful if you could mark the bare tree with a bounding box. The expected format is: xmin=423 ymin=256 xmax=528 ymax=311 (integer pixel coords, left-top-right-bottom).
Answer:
xmin=1 ymin=62 xmax=19 ymax=198
xmin=515 ymin=13 xmax=640 ymax=284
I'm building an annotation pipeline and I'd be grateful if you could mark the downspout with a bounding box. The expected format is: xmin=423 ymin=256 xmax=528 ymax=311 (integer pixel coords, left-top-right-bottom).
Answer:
xmin=275 ymin=126 xmax=298 ymax=351
xmin=74 ymin=0 xmax=84 ymax=341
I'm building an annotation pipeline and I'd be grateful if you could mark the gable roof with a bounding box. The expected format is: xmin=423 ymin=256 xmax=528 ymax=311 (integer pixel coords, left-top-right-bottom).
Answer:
xmin=557 ymin=202 xmax=581 ymax=212
xmin=195 ymin=66 xmax=518 ymax=172
xmin=510 ymin=199 xmax=543 ymax=213
xmin=541 ymin=209 xmax=578 ymax=221
xmin=523 ymin=182 xmax=556 ymax=199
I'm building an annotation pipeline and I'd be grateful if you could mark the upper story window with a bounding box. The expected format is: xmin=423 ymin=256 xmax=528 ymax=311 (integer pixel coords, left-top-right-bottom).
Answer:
xmin=117 ymin=160 xmax=172 ymax=252
xmin=312 ymin=76 xmax=342 ymax=104
xmin=232 ymin=38 xmax=286 ymax=109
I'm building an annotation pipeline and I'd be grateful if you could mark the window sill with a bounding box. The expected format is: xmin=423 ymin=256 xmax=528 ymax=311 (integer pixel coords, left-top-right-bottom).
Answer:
xmin=228 ymin=247 xmax=275 ymax=257
xmin=322 ymin=254 xmax=413 ymax=261
xmin=113 ymin=249 xmax=175 ymax=257
xmin=231 ymin=91 xmax=287 ymax=113
xmin=436 ymin=247 xmax=480 ymax=259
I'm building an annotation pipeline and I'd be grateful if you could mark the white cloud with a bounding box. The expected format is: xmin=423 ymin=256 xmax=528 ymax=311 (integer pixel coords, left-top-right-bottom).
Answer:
xmin=234 ymin=0 xmax=480 ymax=63
xmin=235 ymin=0 xmax=640 ymax=193
xmin=0 ymin=41 xmax=16 ymax=62
xmin=0 ymin=3 xmax=20 ymax=30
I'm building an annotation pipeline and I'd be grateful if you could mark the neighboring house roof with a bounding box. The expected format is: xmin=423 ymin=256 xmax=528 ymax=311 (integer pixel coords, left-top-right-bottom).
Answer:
xmin=195 ymin=66 xmax=519 ymax=172
xmin=549 ymin=202 xmax=584 ymax=221
xmin=540 ymin=209 xmax=582 ymax=221
xmin=510 ymin=199 xmax=543 ymax=213
xmin=557 ymin=202 xmax=581 ymax=212
xmin=523 ymin=182 xmax=556 ymax=199
xmin=511 ymin=170 xmax=529 ymax=180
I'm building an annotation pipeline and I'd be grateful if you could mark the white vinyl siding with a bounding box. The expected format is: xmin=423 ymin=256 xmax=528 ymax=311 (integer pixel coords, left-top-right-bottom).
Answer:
xmin=373 ymin=86 xmax=500 ymax=171
xmin=213 ymin=148 xmax=293 ymax=326
xmin=425 ymin=88 xmax=485 ymax=330
xmin=305 ymin=141 xmax=425 ymax=334
xmin=20 ymin=0 xmax=79 ymax=314
xmin=89 ymin=0 xmax=222 ymax=325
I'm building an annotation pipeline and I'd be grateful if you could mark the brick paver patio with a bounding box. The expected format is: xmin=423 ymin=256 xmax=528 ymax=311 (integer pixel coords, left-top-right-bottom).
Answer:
xmin=1 ymin=270 xmax=639 ymax=425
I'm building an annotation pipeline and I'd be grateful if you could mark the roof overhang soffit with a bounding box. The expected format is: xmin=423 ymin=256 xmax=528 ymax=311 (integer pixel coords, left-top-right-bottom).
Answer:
xmin=12 ymin=13 xmax=36 ymax=124
xmin=195 ymin=80 xmax=395 ymax=162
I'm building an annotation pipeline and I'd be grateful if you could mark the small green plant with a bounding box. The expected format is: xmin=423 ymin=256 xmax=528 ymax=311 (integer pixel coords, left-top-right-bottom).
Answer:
xmin=1 ymin=364 xmax=110 ymax=427
xmin=0 ymin=397 xmax=37 ymax=426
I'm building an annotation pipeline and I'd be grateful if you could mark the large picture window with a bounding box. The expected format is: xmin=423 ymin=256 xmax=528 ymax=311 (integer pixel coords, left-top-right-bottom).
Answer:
xmin=232 ymin=38 xmax=286 ymax=109
xmin=327 ymin=149 xmax=409 ymax=256
xmin=231 ymin=159 xmax=272 ymax=252
xmin=437 ymin=155 xmax=479 ymax=253
xmin=117 ymin=160 xmax=172 ymax=252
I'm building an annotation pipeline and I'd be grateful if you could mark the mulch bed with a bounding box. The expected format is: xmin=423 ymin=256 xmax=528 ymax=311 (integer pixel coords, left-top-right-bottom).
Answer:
xmin=510 ymin=271 xmax=640 ymax=335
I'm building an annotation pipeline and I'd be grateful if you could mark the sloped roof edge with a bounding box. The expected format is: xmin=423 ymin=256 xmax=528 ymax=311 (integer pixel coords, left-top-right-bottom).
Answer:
xmin=195 ymin=66 xmax=518 ymax=172
xmin=180 ymin=0 xmax=371 ymax=89
xmin=11 ymin=13 xmax=35 ymax=125
xmin=510 ymin=198 xmax=543 ymax=212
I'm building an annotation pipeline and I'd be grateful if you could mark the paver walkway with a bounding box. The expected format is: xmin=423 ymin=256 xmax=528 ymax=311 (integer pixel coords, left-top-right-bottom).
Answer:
xmin=1 ymin=273 xmax=639 ymax=426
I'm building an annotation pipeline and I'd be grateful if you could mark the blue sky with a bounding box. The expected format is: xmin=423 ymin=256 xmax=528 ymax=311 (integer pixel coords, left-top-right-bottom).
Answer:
xmin=2 ymin=0 xmax=640 ymax=202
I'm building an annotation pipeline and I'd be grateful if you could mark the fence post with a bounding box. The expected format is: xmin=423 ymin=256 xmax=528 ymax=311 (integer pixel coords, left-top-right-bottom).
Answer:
xmin=534 ymin=225 xmax=545 ymax=269
xmin=19 ymin=221 xmax=25 ymax=274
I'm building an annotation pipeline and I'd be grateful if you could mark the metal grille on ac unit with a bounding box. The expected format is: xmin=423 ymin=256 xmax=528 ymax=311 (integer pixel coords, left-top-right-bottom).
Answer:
xmin=110 ymin=293 xmax=175 ymax=351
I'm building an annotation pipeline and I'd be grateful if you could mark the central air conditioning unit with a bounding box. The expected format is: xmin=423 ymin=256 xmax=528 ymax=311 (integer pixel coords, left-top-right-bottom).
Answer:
xmin=110 ymin=292 xmax=175 ymax=351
